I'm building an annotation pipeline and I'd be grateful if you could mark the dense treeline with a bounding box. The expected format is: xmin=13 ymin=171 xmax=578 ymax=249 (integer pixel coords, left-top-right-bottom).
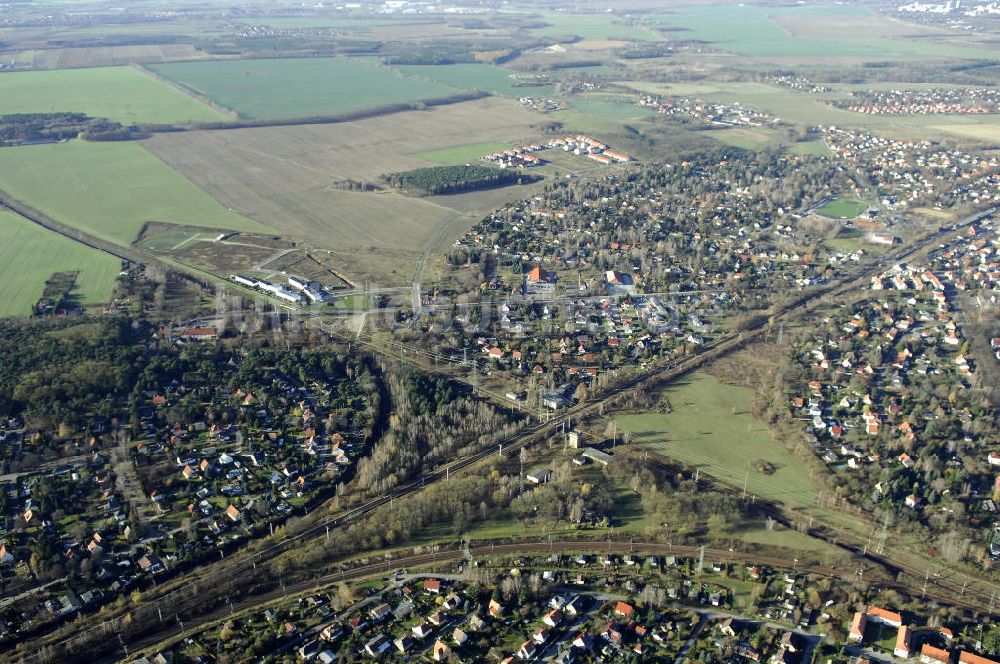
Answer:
xmin=383 ymin=164 xmax=537 ymax=195
xmin=0 ymin=113 xmax=134 ymax=146
xmin=0 ymin=318 xmax=145 ymax=427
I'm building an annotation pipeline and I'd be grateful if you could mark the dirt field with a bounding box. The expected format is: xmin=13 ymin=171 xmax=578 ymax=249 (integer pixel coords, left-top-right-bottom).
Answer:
xmin=142 ymin=97 xmax=551 ymax=284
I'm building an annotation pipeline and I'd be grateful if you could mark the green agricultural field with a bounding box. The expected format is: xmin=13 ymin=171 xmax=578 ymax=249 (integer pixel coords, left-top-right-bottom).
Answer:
xmin=149 ymin=58 xmax=462 ymax=120
xmin=569 ymin=96 xmax=659 ymax=120
xmin=644 ymin=5 xmax=992 ymax=60
xmin=0 ymin=141 xmax=268 ymax=246
xmin=0 ymin=209 xmax=120 ymax=317
xmin=617 ymin=372 xmax=822 ymax=510
xmin=0 ymin=66 xmax=226 ymax=124
xmin=531 ymin=12 xmax=661 ymax=41
xmin=930 ymin=122 xmax=1000 ymax=143
xmin=395 ymin=63 xmax=556 ymax=99
xmin=816 ymin=198 xmax=867 ymax=219
xmin=414 ymin=141 xmax=510 ymax=165
xmin=236 ymin=17 xmax=428 ymax=29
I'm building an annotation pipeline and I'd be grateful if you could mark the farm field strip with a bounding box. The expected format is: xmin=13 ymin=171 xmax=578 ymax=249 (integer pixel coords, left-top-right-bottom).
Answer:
xmin=0 ymin=208 xmax=120 ymax=317
xmin=643 ymin=4 xmax=993 ymax=59
xmin=530 ymin=11 xmax=662 ymax=41
xmin=148 ymin=58 xmax=464 ymax=120
xmin=414 ymin=141 xmax=511 ymax=165
xmin=394 ymin=63 xmax=556 ymax=99
xmin=141 ymin=97 xmax=549 ymax=281
xmin=0 ymin=141 xmax=269 ymax=247
xmin=0 ymin=66 xmax=226 ymax=124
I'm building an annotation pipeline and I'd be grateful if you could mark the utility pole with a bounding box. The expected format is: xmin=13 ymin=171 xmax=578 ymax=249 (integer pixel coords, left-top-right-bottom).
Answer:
xmin=519 ymin=447 xmax=527 ymax=498
xmin=742 ymin=471 xmax=748 ymax=500
xmin=876 ymin=512 xmax=889 ymax=555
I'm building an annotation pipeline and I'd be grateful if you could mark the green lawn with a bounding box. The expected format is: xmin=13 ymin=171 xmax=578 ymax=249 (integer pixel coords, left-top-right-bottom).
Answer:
xmin=414 ymin=141 xmax=510 ymax=165
xmin=0 ymin=141 xmax=268 ymax=246
xmin=788 ymin=140 xmax=831 ymax=157
xmin=0 ymin=208 xmax=120 ymax=317
xmin=816 ymin=198 xmax=868 ymax=219
xmin=644 ymin=5 xmax=992 ymax=60
xmin=0 ymin=66 xmax=226 ymax=125
xmin=721 ymin=521 xmax=838 ymax=554
xmin=531 ymin=12 xmax=661 ymax=41
xmin=617 ymin=372 xmax=822 ymax=510
xmin=395 ymin=63 xmax=555 ymax=99
xmin=149 ymin=58 xmax=462 ymax=120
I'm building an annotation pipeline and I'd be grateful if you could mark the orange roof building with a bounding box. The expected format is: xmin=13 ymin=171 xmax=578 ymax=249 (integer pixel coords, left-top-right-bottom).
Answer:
xmin=921 ymin=644 xmax=951 ymax=663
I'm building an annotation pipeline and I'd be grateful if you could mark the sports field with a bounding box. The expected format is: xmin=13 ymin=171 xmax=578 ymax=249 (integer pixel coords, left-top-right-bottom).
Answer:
xmin=0 ymin=209 xmax=120 ymax=317
xmin=395 ymin=63 xmax=555 ymax=99
xmin=617 ymin=372 xmax=822 ymax=510
xmin=816 ymin=198 xmax=867 ymax=219
xmin=0 ymin=141 xmax=268 ymax=246
xmin=0 ymin=66 xmax=226 ymax=124
xmin=644 ymin=5 xmax=992 ymax=60
xmin=148 ymin=58 xmax=462 ymax=120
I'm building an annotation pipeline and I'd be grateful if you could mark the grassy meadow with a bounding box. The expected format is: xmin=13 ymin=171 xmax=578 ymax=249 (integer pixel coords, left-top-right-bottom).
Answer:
xmin=0 ymin=141 xmax=268 ymax=246
xmin=149 ymin=58 xmax=462 ymax=120
xmin=0 ymin=209 xmax=120 ymax=316
xmin=0 ymin=66 xmax=226 ymax=124
xmin=617 ymin=372 xmax=822 ymax=510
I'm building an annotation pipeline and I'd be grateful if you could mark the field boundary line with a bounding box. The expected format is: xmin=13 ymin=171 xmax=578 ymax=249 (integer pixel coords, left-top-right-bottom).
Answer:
xmin=131 ymin=63 xmax=238 ymax=121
